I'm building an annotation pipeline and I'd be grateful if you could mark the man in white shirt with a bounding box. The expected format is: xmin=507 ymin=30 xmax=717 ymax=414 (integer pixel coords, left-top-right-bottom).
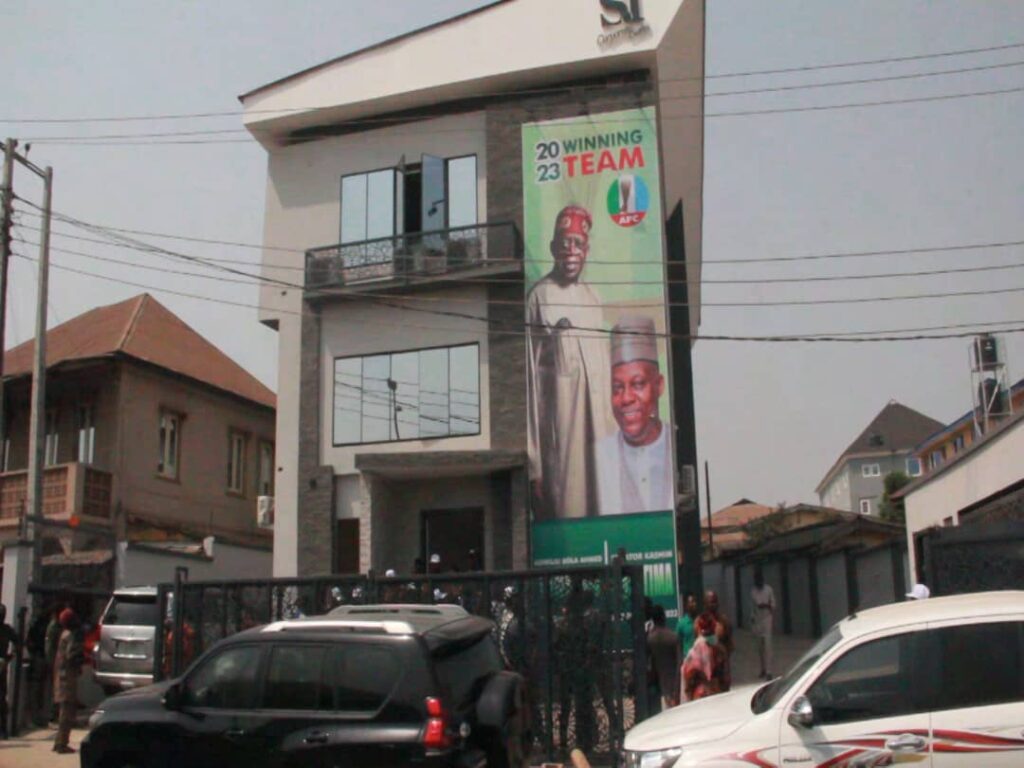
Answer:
xmin=751 ymin=566 xmax=776 ymax=680
xmin=596 ymin=315 xmax=674 ymax=515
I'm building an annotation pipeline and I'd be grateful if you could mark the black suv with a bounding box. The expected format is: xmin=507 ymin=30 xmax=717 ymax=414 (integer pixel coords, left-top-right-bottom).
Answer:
xmin=81 ymin=604 xmax=530 ymax=768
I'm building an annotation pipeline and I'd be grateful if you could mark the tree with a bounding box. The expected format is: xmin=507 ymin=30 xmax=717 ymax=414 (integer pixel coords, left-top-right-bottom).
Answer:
xmin=879 ymin=471 xmax=911 ymax=524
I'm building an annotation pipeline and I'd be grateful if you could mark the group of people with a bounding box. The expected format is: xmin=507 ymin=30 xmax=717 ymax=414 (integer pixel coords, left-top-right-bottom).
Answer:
xmin=528 ymin=204 xmax=674 ymax=519
xmin=646 ymin=590 xmax=735 ymax=710
xmin=22 ymin=604 xmax=86 ymax=754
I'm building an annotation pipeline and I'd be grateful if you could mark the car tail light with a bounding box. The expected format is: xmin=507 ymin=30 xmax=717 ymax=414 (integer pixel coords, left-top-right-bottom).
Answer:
xmin=423 ymin=697 xmax=451 ymax=750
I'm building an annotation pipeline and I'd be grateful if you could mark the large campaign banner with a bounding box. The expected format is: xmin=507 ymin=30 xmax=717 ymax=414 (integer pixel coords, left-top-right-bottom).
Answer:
xmin=523 ymin=107 xmax=679 ymax=620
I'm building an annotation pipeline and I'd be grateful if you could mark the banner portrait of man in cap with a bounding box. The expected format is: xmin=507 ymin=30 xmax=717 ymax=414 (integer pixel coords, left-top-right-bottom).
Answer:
xmin=597 ymin=314 xmax=674 ymax=515
xmin=526 ymin=204 xmax=613 ymax=519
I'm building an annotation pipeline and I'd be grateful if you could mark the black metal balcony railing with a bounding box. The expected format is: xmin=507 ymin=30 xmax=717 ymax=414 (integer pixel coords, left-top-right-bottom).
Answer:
xmin=305 ymin=222 xmax=520 ymax=290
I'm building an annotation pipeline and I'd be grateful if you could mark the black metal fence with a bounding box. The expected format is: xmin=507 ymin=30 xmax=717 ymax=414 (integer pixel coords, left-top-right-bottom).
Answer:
xmin=162 ymin=564 xmax=647 ymax=763
xmin=921 ymin=520 xmax=1024 ymax=595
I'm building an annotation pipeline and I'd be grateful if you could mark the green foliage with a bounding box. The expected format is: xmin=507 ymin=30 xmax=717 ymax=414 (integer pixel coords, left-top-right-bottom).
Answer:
xmin=879 ymin=471 xmax=911 ymax=524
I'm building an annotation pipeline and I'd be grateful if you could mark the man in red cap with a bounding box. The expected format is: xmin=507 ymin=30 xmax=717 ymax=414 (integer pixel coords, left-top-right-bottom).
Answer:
xmin=52 ymin=607 xmax=83 ymax=754
xmin=527 ymin=204 xmax=612 ymax=519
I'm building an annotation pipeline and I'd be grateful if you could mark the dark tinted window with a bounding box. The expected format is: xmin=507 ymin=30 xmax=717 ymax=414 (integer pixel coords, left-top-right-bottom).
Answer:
xmin=264 ymin=645 xmax=330 ymax=710
xmin=435 ymin=636 xmax=500 ymax=707
xmin=329 ymin=645 xmax=402 ymax=712
xmin=807 ymin=633 xmax=920 ymax=724
xmin=929 ymin=622 xmax=1024 ymax=711
xmin=104 ymin=596 xmax=159 ymax=626
xmin=184 ymin=645 xmax=262 ymax=709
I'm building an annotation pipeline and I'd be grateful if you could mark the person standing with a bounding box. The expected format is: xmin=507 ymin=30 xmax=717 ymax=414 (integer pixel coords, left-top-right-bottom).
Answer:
xmin=53 ymin=608 xmax=83 ymax=754
xmin=704 ymin=590 xmax=733 ymax=691
xmin=646 ymin=605 xmax=680 ymax=711
xmin=676 ymin=593 xmax=699 ymax=671
xmin=44 ymin=605 xmax=63 ymax=724
xmin=750 ymin=567 xmax=776 ymax=680
xmin=596 ymin=315 xmax=674 ymax=515
xmin=681 ymin=614 xmax=726 ymax=701
xmin=0 ymin=604 xmax=17 ymax=739
xmin=526 ymin=204 xmax=612 ymax=519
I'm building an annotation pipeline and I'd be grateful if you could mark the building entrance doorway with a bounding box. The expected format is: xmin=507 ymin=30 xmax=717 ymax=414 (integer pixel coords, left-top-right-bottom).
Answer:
xmin=421 ymin=507 xmax=484 ymax=572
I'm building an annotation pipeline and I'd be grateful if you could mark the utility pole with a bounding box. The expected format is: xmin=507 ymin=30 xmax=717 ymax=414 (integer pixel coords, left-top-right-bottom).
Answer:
xmin=26 ymin=163 xmax=53 ymax=585
xmin=704 ymin=460 xmax=713 ymax=556
xmin=0 ymin=139 xmax=16 ymax=470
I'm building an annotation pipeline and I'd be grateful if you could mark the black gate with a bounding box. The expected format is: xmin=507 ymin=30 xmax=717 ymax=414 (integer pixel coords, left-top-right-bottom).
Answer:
xmin=921 ymin=520 xmax=1024 ymax=595
xmin=162 ymin=564 xmax=648 ymax=763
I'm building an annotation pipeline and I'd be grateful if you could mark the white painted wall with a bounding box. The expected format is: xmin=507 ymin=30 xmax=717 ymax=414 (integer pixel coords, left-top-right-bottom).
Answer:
xmin=905 ymin=416 xmax=1024 ymax=575
xmin=117 ymin=541 xmax=272 ymax=587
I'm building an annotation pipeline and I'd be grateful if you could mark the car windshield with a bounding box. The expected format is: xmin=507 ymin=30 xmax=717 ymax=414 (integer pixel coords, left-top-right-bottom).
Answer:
xmin=751 ymin=626 xmax=841 ymax=714
xmin=105 ymin=595 xmax=159 ymax=627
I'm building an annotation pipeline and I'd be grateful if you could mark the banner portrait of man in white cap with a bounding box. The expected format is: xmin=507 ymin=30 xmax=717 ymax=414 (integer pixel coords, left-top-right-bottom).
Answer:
xmin=526 ymin=204 xmax=613 ymax=519
xmin=597 ymin=315 xmax=674 ymax=515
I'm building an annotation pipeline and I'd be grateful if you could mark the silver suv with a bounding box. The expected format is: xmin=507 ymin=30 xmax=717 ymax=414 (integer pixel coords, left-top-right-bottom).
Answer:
xmin=93 ymin=586 xmax=159 ymax=695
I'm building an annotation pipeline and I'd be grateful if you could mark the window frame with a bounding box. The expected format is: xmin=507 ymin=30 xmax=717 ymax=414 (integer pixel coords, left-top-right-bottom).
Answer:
xmin=860 ymin=463 xmax=880 ymax=478
xmin=260 ymin=642 xmax=331 ymax=712
xmin=801 ymin=629 xmax=928 ymax=726
xmin=76 ymin=402 xmax=96 ymax=465
xmin=182 ymin=643 xmax=266 ymax=712
xmin=44 ymin=408 xmax=60 ymax=466
xmin=227 ymin=428 xmax=248 ymax=496
xmin=905 ymin=457 xmax=922 ymax=477
xmin=157 ymin=408 xmax=183 ymax=481
xmin=444 ymin=154 xmax=479 ymax=231
xmin=257 ymin=439 xmax=275 ymax=497
xmin=331 ymin=341 xmax=482 ymax=448
xmin=859 ymin=499 xmax=872 ymax=515
xmin=921 ymin=620 xmax=1024 ymax=713
xmin=339 ymin=165 xmax=401 ymax=245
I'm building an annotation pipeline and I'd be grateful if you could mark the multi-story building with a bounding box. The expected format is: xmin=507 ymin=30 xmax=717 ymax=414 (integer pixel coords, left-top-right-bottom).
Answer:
xmin=0 ymin=294 xmax=276 ymax=562
xmin=816 ymin=401 xmax=943 ymax=515
xmin=243 ymin=0 xmax=706 ymax=577
xmin=913 ymin=377 xmax=1023 ymax=475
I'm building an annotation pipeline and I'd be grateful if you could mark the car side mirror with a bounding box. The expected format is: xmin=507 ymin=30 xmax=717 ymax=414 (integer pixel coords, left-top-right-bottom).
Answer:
xmin=163 ymin=683 xmax=182 ymax=711
xmin=788 ymin=695 xmax=814 ymax=729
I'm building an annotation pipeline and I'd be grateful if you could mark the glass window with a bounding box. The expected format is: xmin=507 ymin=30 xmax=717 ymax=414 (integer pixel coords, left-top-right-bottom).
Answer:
xmin=859 ymin=499 xmax=872 ymax=515
xmin=332 ymin=344 xmax=480 ymax=446
xmin=77 ymin=404 xmax=95 ymax=464
xmin=44 ymin=410 xmax=59 ymax=466
xmin=330 ymin=645 xmax=401 ymax=712
xmin=257 ymin=441 xmax=275 ymax=496
xmin=227 ymin=430 xmax=246 ymax=494
xmin=806 ymin=633 xmax=919 ymax=724
xmin=447 ymin=156 xmax=478 ymax=229
xmin=158 ymin=411 xmax=180 ymax=479
xmin=263 ymin=644 xmax=330 ymax=711
xmin=861 ymin=464 xmax=880 ymax=478
xmin=926 ymin=622 xmax=1023 ymax=711
xmin=752 ymin=628 xmax=842 ymax=714
xmin=184 ymin=645 xmax=263 ymax=709
xmin=905 ymin=457 xmax=922 ymax=477
xmin=103 ymin=595 xmax=159 ymax=627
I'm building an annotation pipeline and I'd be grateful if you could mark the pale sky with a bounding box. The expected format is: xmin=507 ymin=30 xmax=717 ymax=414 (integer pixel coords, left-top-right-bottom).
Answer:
xmin=2 ymin=1 xmax=1022 ymax=512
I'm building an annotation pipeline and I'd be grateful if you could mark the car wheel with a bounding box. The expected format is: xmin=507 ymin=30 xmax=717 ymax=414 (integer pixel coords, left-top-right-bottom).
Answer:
xmin=485 ymin=702 xmax=530 ymax=768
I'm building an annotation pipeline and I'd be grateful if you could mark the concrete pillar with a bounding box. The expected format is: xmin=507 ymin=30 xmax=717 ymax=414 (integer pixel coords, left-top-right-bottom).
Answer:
xmin=1 ymin=542 xmax=32 ymax=618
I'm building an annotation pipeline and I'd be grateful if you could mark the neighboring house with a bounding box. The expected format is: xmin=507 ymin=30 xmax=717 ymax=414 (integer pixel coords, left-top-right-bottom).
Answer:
xmin=243 ymin=0 xmax=707 ymax=576
xmin=900 ymin=409 xmax=1024 ymax=579
xmin=913 ymin=377 xmax=1023 ymax=476
xmin=702 ymin=500 xmax=879 ymax=559
xmin=815 ymin=401 xmax=943 ymax=515
xmin=0 ymin=294 xmax=276 ymax=584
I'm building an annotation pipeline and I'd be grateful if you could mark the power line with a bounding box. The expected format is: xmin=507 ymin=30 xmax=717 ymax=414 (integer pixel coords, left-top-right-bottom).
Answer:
xmin=18 ymin=231 xmax=1024 ymax=289
xmin=19 ymin=58 xmax=1024 ymax=141
xmin=13 ymin=252 xmax=1024 ymax=345
xmin=16 ymin=206 xmax=1024 ymax=268
xmin=4 ymin=39 xmax=1024 ymax=124
xmin=21 ymin=83 xmax=1024 ymax=146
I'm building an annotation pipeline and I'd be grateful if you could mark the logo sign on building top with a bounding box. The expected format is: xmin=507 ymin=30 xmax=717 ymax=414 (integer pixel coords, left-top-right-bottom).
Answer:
xmin=598 ymin=0 xmax=651 ymax=47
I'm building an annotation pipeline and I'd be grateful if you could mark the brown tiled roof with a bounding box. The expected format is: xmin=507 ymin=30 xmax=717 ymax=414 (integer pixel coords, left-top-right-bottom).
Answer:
xmin=704 ymin=499 xmax=775 ymax=529
xmin=3 ymin=294 xmax=275 ymax=409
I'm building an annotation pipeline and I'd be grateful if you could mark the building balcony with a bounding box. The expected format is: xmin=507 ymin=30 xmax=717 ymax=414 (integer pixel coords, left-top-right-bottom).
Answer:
xmin=0 ymin=463 xmax=114 ymax=526
xmin=305 ymin=222 xmax=521 ymax=295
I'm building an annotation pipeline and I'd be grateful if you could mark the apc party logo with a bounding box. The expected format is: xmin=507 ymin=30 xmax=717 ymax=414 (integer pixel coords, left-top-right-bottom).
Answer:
xmin=606 ymin=173 xmax=649 ymax=227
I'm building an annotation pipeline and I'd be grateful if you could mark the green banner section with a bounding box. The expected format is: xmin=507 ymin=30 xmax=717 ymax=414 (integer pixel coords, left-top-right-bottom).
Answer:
xmin=532 ymin=510 xmax=680 ymax=624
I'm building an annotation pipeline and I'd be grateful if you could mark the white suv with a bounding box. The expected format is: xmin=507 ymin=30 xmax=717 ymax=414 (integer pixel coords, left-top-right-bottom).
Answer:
xmin=624 ymin=590 xmax=1024 ymax=767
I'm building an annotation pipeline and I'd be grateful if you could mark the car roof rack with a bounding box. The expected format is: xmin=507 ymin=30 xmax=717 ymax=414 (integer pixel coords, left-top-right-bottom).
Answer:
xmin=327 ymin=604 xmax=469 ymax=620
xmin=261 ymin=619 xmax=414 ymax=635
